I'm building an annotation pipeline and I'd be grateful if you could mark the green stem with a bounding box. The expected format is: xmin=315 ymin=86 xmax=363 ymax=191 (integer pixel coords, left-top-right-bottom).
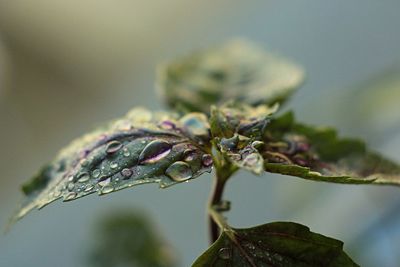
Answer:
xmin=208 ymin=169 xmax=229 ymax=243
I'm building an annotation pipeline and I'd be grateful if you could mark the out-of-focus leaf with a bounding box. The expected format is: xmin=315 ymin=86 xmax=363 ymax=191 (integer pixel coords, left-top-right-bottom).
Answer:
xmin=157 ymin=39 xmax=304 ymax=113
xmin=210 ymin=102 xmax=277 ymax=175
xmin=15 ymin=108 xmax=213 ymax=221
xmin=192 ymin=222 xmax=358 ymax=267
xmin=262 ymin=112 xmax=400 ymax=186
xmin=89 ymin=210 xmax=177 ymax=267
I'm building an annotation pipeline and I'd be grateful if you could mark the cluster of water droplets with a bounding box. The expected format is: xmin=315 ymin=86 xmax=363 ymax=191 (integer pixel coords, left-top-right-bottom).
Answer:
xmin=56 ymin=122 xmax=213 ymax=201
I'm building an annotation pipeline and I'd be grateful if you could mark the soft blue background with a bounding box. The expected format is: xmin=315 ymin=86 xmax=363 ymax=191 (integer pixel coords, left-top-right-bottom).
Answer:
xmin=1 ymin=1 xmax=400 ymax=266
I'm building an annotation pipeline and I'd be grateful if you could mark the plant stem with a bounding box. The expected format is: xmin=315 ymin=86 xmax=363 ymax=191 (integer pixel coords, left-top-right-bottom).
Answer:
xmin=208 ymin=170 xmax=228 ymax=243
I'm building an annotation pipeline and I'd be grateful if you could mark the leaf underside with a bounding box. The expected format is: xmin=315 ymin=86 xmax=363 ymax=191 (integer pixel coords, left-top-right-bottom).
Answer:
xmin=192 ymin=222 xmax=358 ymax=267
xmin=157 ymin=39 xmax=304 ymax=113
xmin=15 ymin=108 xmax=213 ymax=221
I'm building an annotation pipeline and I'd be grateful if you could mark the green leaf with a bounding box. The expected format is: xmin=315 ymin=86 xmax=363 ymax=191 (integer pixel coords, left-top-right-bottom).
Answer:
xmin=157 ymin=39 xmax=304 ymax=113
xmin=262 ymin=112 xmax=400 ymax=186
xmin=210 ymin=102 xmax=277 ymax=175
xmin=89 ymin=210 xmax=177 ymax=267
xmin=14 ymin=108 xmax=213 ymax=221
xmin=192 ymin=222 xmax=358 ymax=267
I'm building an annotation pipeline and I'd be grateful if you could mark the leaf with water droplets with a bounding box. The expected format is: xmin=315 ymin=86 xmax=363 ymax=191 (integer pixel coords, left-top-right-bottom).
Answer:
xmin=210 ymin=102 xmax=277 ymax=175
xmin=192 ymin=222 xmax=358 ymax=267
xmin=262 ymin=112 xmax=400 ymax=186
xmin=14 ymin=107 xmax=213 ymax=222
xmin=157 ymin=39 xmax=304 ymax=113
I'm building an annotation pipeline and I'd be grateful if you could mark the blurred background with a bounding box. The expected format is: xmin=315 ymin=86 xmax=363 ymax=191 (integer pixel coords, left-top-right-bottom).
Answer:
xmin=1 ymin=1 xmax=400 ymax=266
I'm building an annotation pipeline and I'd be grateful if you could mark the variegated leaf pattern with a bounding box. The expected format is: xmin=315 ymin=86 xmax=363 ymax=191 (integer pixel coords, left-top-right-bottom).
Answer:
xmin=15 ymin=108 xmax=213 ymax=221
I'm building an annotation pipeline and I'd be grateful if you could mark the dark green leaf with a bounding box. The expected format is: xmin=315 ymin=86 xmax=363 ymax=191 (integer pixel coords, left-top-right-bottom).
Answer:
xmin=157 ymin=39 xmax=304 ymax=113
xmin=210 ymin=102 xmax=277 ymax=175
xmin=89 ymin=210 xmax=177 ymax=267
xmin=262 ymin=112 xmax=400 ymax=186
xmin=14 ymin=108 xmax=213 ymax=221
xmin=192 ymin=222 xmax=358 ymax=267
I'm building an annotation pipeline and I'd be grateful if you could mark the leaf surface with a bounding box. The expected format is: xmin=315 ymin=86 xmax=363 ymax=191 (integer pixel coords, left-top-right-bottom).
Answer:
xmin=210 ymin=102 xmax=277 ymax=175
xmin=193 ymin=222 xmax=358 ymax=267
xmin=15 ymin=108 xmax=213 ymax=221
xmin=262 ymin=112 xmax=400 ymax=185
xmin=157 ymin=39 xmax=304 ymax=113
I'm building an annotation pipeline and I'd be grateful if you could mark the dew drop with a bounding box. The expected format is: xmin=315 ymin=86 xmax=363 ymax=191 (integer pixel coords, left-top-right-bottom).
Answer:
xmin=123 ymin=148 xmax=131 ymax=157
xmin=106 ymin=140 xmax=123 ymax=154
xmin=160 ymin=120 xmax=175 ymax=130
xmin=67 ymin=183 xmax=75 ymax=191
xmin=243 ymin=153 xmax=260 ymax=166
xmin=92 ymin=169 xmax=101 ymax=178
xmin=98 ymin=178 xmax=111 ymax=187
xmin=65 ymin=192 xmax=77 ymax=201
xmin=202 ymin=154 xmax=213 ymax=167
xmin=180 ymin=113 xmax=210 ymax=139
xmin=101 ymin=185 xmax=114 ymax=194
xmin=84 ymin=185 xmax=94 ymax=192
xmin=80 ymin=159 xmax=89 ymax=167
xmin=77 ymin=172 xmax=90 ymax=183
xmin=218 ymin=248 xmax=231 ymax=260
xmin=183 ymin=149 xmax=196 ymax=162
xmin=110 ymin=162 xmax=119 ymax=169
xmin=67 ymin=175 xmax=74 ymax=182
xmin=165 ymin=161 xmax=192 ymax=182
xmin=138 ymin=140 xmax=172 ymax=164
xmin=121 ymin=168 xmax=133 ymax=178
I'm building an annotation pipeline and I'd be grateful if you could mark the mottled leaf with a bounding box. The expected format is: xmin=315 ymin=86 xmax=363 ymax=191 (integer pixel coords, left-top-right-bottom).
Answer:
xmin=15 ymin=108 xmax=213 ymax=221
xmin=262 ymin=112 xmax=400 ymax=186
xmin=193 ymin=222 xmax=358 ymax=267
xmin=89 ymin=210 xmax=177 ymax=267
xmin=157 ymin=39 xmax=304 ymax=113
xmin=210 ymin=102 xmax=277 ymax=174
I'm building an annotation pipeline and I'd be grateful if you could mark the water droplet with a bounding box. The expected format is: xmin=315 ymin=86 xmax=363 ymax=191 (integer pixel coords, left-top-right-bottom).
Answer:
xmin=77 ymin=172 xmax=90 ymax=183
xmin=98 ymin=178 xmax=111 ymax=187
xmin=80 ymin=159 xmax=89 ymax=167
xmin=160 ymin=120 xmax=175 ymax=130
xmin=84 ymin=185 xmax=94 ymax=192
xmin=92 ymin=169 xmax=101 ymax=178
xmin=67 ymin=183 xmax=75 ymax=191
xmin=53 ymin=190 xmax=62 ymax=198
xmin=110 ymin=162 xmax=118 ymax=169
xmin=218 ymin=248 xmax=231 ymax=260
xmin=106 ymin=140 xmax=123 ymax=154
xmin=101 ymin=185 xmax=114 ymax=194
xmin=165 ymin=161 xmax=192 ymax=182
xmin=123 ymin=148 xmax=131 ymax=157
xmin=121 ymin=168 xmax=133 ymax=178
xmin=243 ymin=153 xmax=260 ymax=166
xmin=138 ymin=140 xmax=172 ymax=164
xmin=67 ymin=175 xmax=74 ymax=182
xmin=202 ymin=154 xmax=213 ymax=167
xmin=183 ymin=149 xmax=196 ymax=162
xmin=180 ymin=113 xmax=210 ymax=139
xmin=65 ymin=192 xmax=77 ymax=201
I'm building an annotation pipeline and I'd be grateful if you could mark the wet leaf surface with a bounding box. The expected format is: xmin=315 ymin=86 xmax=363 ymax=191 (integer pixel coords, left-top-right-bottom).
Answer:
xmin=262 ymin=112 xmax=400 ymax=185
xmin=15 ymin=107 xmax=212 ymax=221
xmin=193 ymin=222 xmax=358 ymax=267
xmin=158 ymin=39 xmax=304 ymax=113
xmin=210 ymin=102 xmax=277 ymax=175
